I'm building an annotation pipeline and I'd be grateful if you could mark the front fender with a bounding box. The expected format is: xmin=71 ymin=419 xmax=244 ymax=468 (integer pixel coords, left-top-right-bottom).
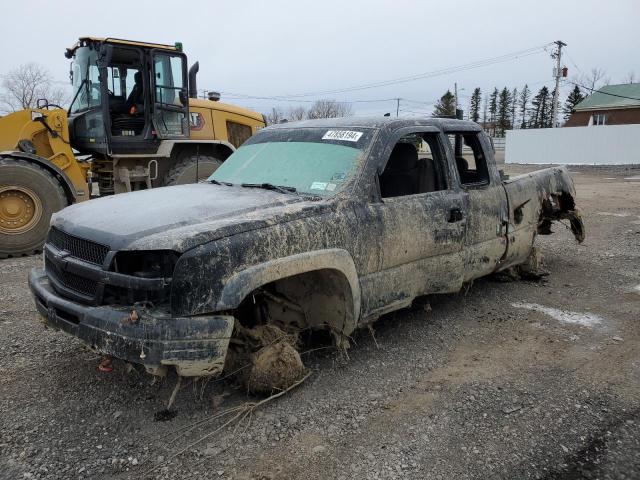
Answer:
xmin=0 ymin=150 xmax=80 ymax=204
xmin=217 ymin=248 xmax=360 ymax=324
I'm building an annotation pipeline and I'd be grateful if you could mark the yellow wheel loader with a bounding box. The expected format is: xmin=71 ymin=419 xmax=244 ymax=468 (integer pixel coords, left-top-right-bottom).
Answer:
xmin=0 ymin=37 xmax=265 ymax=258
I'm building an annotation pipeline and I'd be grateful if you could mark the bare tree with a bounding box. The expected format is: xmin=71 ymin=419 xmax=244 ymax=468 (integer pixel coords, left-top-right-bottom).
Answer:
xmin=265 ymin=107 xmax=284 ymax=125
xmin=623 ymin=71 xmax=637 ymax=84
xmin=287 ymin=106 xmax=307 ymax=121
xmin=519 ymin=85 xmax=530 ymax=128
xmin=1 ymin=63 xmax=66 ymax=113
xmin=575 ymin=67 xmax=610 ymax=94
xmin=306 ymin=99 xmax=353 ymax=119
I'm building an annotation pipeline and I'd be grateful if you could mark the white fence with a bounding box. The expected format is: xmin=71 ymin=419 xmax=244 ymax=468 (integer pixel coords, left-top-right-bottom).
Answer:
xmin=505 ymin=124 xmax=640 ymax=165
xmin=490 ymin=137 xmax=506 ymax=150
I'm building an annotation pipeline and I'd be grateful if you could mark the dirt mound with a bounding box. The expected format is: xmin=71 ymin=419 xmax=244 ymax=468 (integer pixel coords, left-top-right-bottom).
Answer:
xmin=226 ymin=323 xmax=306 ymax=395
xmin=248 ymin=340 xmax=305 ymax=395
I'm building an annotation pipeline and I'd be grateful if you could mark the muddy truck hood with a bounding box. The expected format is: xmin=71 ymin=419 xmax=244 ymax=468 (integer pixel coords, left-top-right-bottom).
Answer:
xmin=51 ymin=184 xmax=316 ymax=252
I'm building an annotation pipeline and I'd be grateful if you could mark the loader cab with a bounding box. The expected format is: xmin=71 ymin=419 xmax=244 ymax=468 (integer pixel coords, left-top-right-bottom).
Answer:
xmin=66 ymin=38 xmax=189 ymax=156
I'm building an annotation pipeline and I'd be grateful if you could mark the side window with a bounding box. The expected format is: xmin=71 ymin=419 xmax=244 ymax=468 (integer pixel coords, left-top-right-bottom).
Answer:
xmin=448 ymin=132 xmax=490 ymax=187
xmin=88 ymin=64 xmax=101 ymax=108
xmin=153 ymin=53 xmax=187 ymax=137
xmin=590 ymin=114 xmax=607 ymax=126
xmin=107 ymin=68 xmax=122 ymax=97
xmin=379 ymin=132 xmax=447 ymax=199
xmin=226 ymin=121 xmax=253 ymax=148
xmin=154 ymin=54 xmax=184 ymax=105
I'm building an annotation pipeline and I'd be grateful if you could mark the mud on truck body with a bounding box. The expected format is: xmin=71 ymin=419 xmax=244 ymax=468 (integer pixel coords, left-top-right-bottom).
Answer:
xmin=29 ymin=117 xmax=584 ymax=378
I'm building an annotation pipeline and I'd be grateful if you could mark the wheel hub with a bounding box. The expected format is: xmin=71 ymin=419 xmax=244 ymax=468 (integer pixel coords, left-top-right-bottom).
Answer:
xmin=0 ymin=186 xmax=43 ymax=234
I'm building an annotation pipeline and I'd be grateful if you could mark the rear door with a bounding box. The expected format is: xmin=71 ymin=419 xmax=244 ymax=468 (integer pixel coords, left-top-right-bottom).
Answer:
xmin=151 ymin=50 xmax=189 ymax=139
xmin=501 ymin=176 xmax=543 ymax=268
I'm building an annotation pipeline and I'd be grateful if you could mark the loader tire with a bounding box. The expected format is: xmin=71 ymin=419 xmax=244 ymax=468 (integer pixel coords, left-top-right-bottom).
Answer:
xmin=0 ymin=157 xmax=67 ymax=258
xmin=163 ymin=154 xmax=223 ymax=186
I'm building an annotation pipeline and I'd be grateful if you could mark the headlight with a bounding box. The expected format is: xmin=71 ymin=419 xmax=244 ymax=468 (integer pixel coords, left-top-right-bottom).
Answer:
xmin=111 ymin=250 xmax=179 ymax=278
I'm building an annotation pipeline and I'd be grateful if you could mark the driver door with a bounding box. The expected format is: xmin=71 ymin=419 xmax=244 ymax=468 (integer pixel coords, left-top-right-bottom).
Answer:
xmin=151 ymin=50 xmax=189 ymax=139
xmin=357 ymin=129 xmax=467 ymax=320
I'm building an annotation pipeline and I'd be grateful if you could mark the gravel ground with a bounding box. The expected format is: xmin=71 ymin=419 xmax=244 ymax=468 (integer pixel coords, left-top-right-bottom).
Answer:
xmin=1 ymin=165 xmax=639 ymax=480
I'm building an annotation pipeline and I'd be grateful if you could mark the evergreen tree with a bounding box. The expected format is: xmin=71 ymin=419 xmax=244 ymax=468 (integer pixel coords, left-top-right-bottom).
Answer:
xmin=519 ymin=85 xmax=530 ymax=128
xmin=469 ymin=87 xmax=481 ymax=123
xmin=489 ymin=88 xmax=498 ymax=135
xmin=563 ymin=85 xmax=585 ymax=120
xmin=530 ymin=86 xmax=550 ymax=128
xmin=510 ymin=87 xmax=518 ymax=129
xmin=496 ymin=87 xmax=512 ymax=136
xmin=432 ymin=90 xmax=456 ymax=117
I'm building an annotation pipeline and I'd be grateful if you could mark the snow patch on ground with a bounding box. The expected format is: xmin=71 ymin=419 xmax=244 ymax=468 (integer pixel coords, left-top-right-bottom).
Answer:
xmin=596 ymin=212 xmax=631 ymax=217
xmin=512 ymin=302 xmax=603 ymax=327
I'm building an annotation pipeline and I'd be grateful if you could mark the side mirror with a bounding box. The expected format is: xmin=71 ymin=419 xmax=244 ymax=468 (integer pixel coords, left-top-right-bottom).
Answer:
xmin=178 ymin=89 xmax=188 ymax=106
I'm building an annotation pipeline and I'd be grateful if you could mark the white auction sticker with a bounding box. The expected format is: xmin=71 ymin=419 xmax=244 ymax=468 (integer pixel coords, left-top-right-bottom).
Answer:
xmin=310 ymin=181 xmax=328 ymax=190
xmin=322 ymin=130 xmax=363 ymax=142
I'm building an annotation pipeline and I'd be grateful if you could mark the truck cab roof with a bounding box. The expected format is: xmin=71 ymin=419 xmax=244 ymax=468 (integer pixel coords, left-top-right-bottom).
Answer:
xmin=265 ymin=116 xmax=482 ymax=132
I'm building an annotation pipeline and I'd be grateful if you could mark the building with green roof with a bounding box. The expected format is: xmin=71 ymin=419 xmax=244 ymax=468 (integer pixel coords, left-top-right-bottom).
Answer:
xmin=564 ymin=83 xmax=640 ymax=127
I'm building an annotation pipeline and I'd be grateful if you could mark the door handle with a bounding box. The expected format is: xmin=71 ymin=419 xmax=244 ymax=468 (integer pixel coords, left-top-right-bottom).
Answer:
xmin=448 ymin=208 xmax=464 ymax=223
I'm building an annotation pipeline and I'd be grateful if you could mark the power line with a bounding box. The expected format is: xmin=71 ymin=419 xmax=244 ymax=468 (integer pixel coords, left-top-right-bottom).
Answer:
xmin=400 ymin=98 xmax=439 ymax=106
xmin=399 ymin=106 xmax=434 ymax=112
xmin=221 ymin=94 xmax=399 ymax=104
xmin=564 ymin=80 xmax=640 ymax=101
xmin=564 ymin=51 xmax=585 ymax=77
xmin=399 ymin=109 xmax=435 ymax=115
xmin=221 ymin=43 xmax=553 ymax=99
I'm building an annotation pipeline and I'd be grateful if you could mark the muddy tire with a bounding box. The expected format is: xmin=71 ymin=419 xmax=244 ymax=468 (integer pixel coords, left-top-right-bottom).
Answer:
xmin=163 ymin=154 xmax=223 ymax=186
xmin=0 ymin=157 xmax=67 ymax=258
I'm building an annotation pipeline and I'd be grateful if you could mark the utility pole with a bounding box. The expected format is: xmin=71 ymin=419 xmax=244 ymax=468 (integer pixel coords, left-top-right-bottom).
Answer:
xmin=550 ymin=40 xmax=566 ymax=128
xmin=396 ymin=98 xmax=400 ymax=117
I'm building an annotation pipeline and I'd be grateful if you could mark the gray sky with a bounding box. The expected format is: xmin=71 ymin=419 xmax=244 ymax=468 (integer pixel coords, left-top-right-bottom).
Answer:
xmin=3 ymin=0 xmax=638 ymax=116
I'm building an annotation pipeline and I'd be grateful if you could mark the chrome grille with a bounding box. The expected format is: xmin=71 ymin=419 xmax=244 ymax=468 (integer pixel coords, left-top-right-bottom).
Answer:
xmin=45 ymin=258 xmax=98 ymax=298
xmin=48 ymin=227 xmax=109 ymax=265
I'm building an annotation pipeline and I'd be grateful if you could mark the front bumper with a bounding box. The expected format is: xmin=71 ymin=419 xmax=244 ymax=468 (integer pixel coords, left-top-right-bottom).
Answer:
xmin=29 ymin=268 xmax=234 ymax=377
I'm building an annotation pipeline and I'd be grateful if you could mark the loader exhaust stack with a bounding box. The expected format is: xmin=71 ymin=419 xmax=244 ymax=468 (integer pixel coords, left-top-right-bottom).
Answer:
xmin=188 ymin=61 xmax=199 ymax=99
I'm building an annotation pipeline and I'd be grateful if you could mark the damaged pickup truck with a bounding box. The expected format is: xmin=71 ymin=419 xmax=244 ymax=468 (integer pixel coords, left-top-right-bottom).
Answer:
xmin=29 ymin=117 xmax=584 ymax=383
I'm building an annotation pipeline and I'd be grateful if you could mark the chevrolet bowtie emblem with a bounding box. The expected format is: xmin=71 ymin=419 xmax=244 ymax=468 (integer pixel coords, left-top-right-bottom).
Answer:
xmin=55 ymin=250 xmax=70 ymax=260
xmin=54 ymin=250 xmax=71 ymax=270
